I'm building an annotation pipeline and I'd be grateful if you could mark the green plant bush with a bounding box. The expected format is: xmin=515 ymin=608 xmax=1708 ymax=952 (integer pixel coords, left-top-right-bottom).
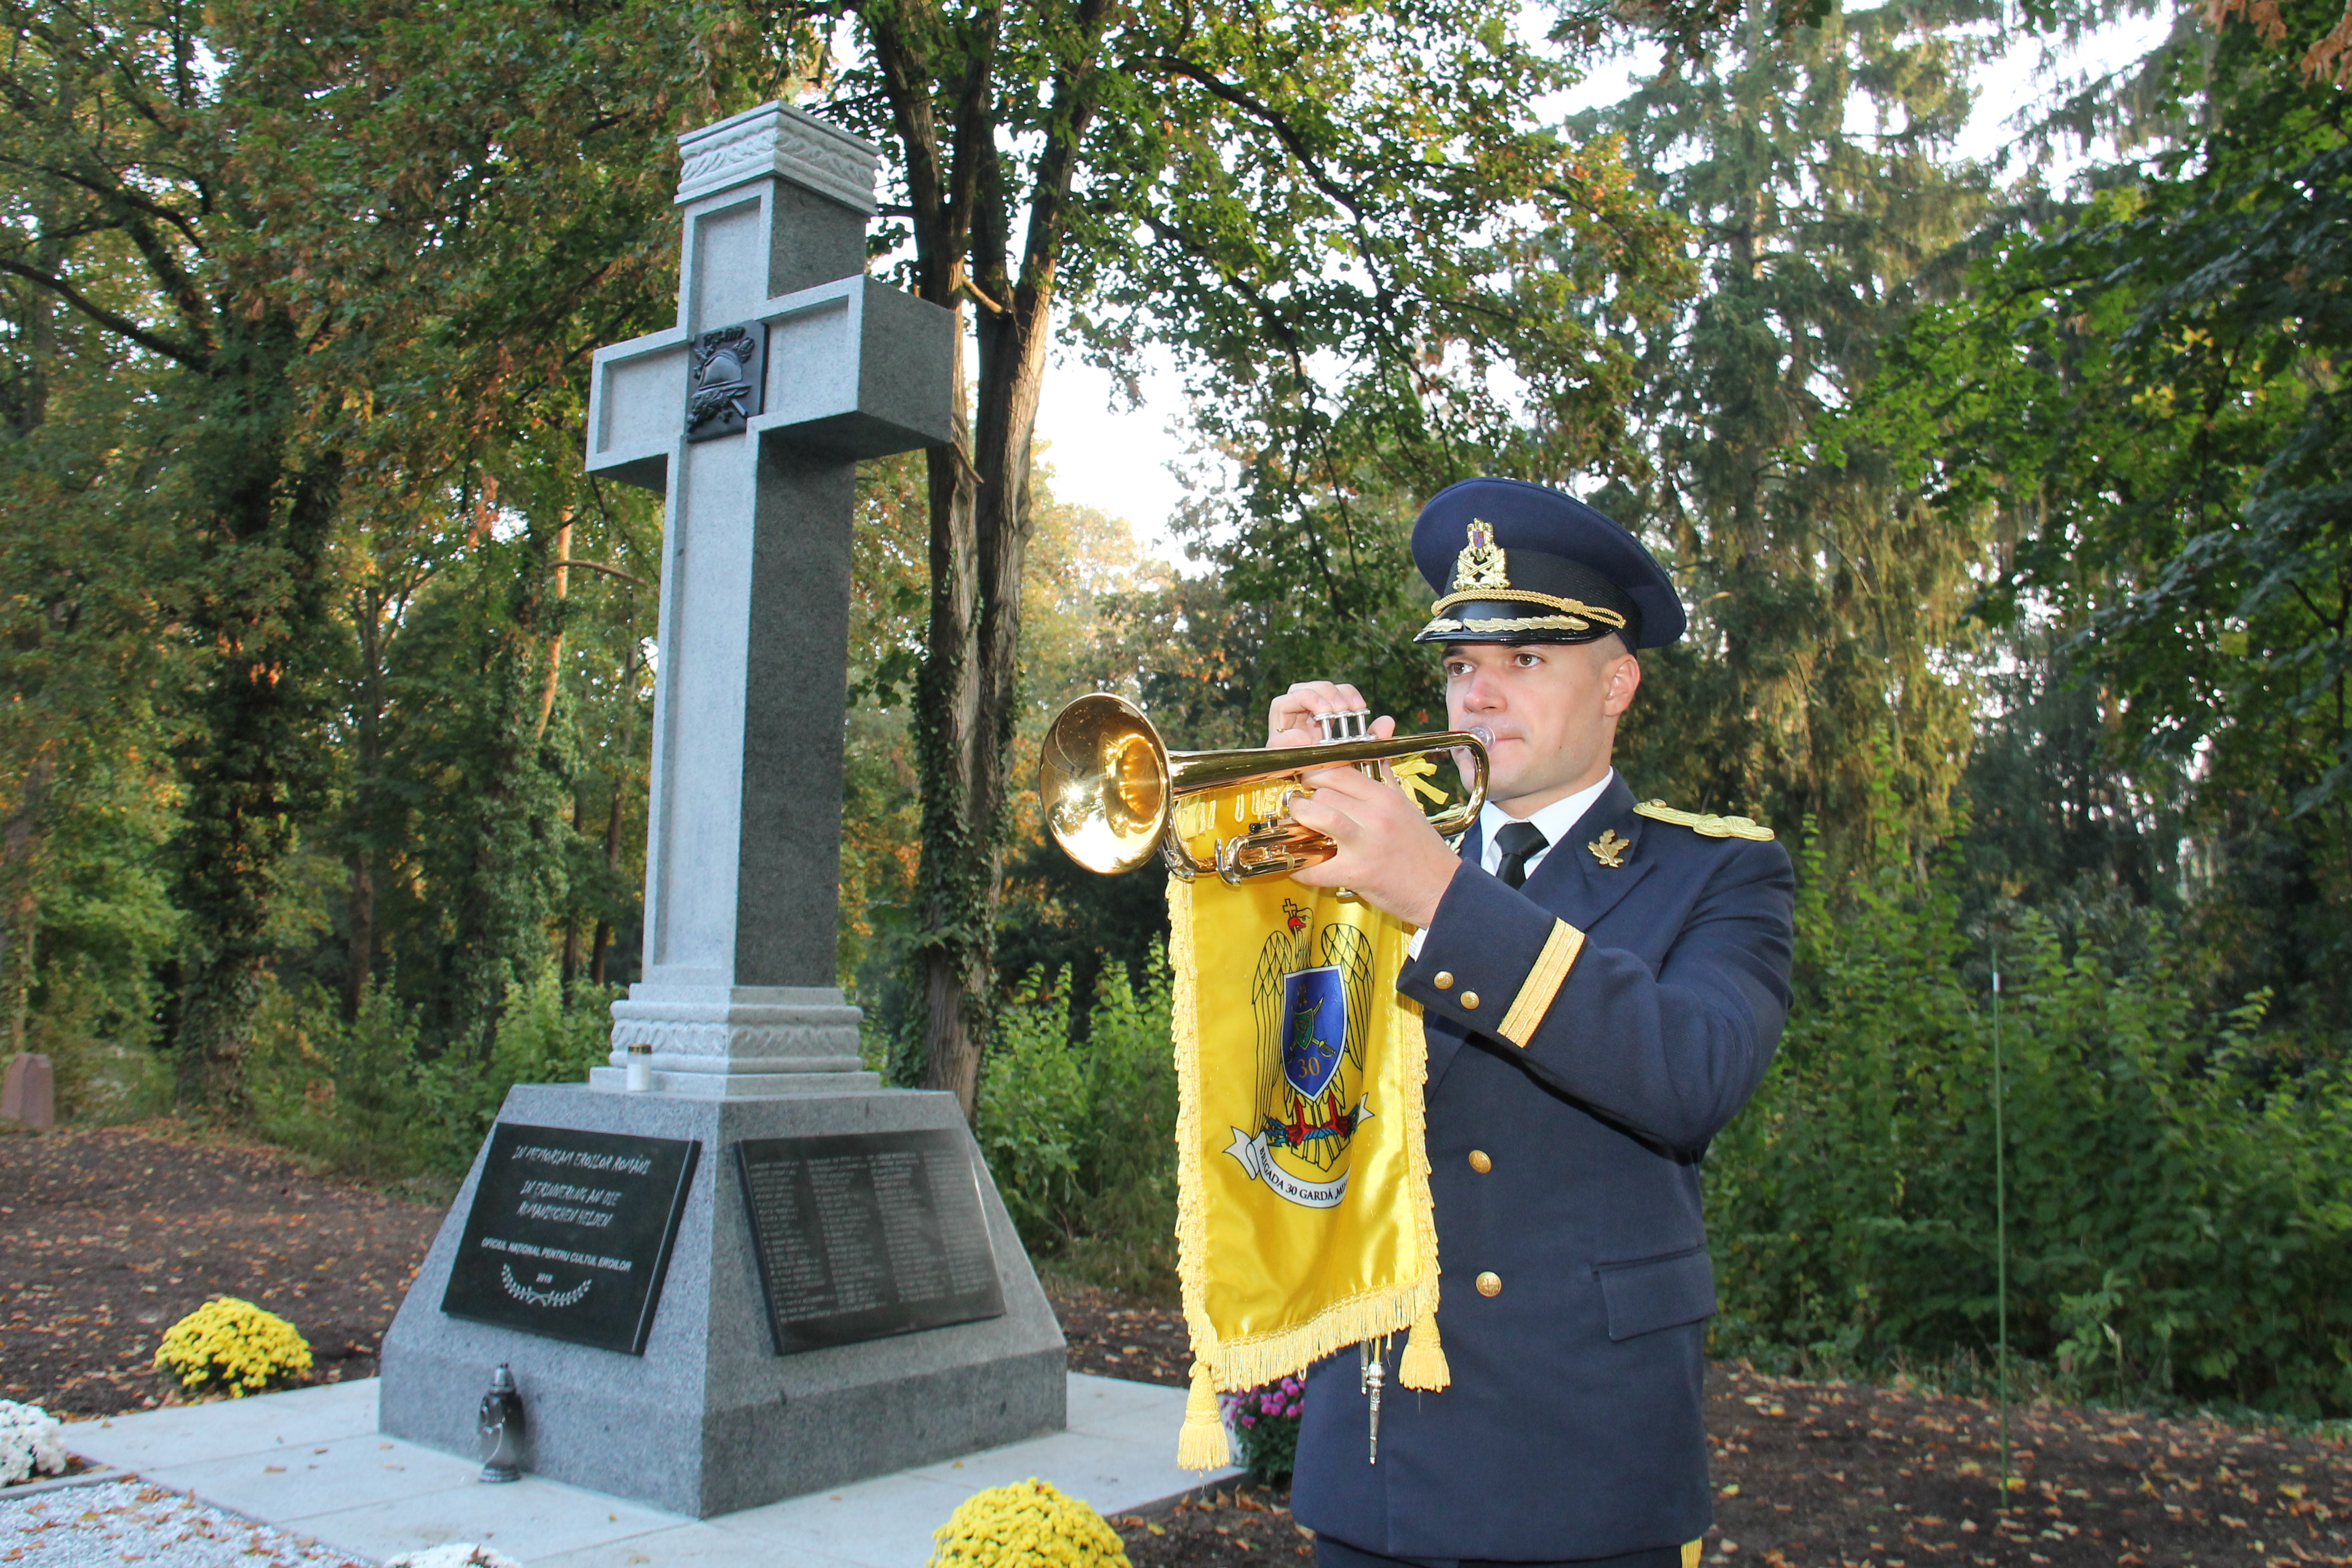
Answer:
xmin=247 ymin=968 xmax=617 ymax=1180
xmin=974 ymin=950 xmax=1178 ymax=1298
xmin=1707 ymin=853 xmax=2352 ymax=1418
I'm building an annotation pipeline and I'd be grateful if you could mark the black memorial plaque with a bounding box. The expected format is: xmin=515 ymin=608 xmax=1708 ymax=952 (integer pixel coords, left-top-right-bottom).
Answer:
xmin=735 ymin=1129 xmax=1006 ymax=1354
xmin=441 ymin=1123 xmax=701 ymax=1355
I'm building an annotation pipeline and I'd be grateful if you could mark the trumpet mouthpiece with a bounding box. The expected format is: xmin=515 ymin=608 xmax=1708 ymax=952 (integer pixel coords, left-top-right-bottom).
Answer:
xmin=1468 ymin=725 xmax=1496 ymax=747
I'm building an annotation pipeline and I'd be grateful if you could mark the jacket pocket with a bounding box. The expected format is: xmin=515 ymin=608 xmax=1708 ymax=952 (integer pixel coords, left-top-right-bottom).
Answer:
xmin=1594 ymin=1245 xmax=1717 ymax=1342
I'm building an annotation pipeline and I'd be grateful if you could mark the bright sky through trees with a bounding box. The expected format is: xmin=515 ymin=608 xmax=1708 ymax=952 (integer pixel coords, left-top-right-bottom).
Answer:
xmin=1035 ymin=4 xmax=2180 ymax=560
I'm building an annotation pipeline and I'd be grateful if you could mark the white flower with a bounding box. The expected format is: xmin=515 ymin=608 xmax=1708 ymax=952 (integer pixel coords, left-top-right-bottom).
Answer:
xmin=382 ymin=1545 xmax=524 ymax=1568
xmin=0 ymin=1398 xmax=70 ymax=1487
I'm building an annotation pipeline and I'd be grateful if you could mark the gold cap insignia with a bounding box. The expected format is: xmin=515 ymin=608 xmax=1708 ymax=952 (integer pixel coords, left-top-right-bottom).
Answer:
xmin=1588 ymin=828 xmax=1631 ymax=868
xmin=1450 ymin=519 xmax=1510 ymax=594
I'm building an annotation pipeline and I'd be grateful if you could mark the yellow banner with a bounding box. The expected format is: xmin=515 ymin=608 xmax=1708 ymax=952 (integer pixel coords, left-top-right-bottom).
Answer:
xmin=1168 ymin=847 xmax=1447 ymax=1468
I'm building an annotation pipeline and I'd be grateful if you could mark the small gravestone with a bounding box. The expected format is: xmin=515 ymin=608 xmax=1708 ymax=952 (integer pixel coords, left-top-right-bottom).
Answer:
xmin=378 ymin=103 xmax=1065 ymax=1519
xmin=2 ymin=1053 xmax=53 ymax=1130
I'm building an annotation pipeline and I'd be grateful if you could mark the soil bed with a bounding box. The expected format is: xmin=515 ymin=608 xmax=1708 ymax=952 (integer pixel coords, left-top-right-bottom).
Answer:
xmin=6 ymin=1126 xmax=2348 ymax=1566
xmin=0 ymin=1124 xmax=440 ymax=1414
xmin=1065 ymin=1277 xmax=2352 ymax=1568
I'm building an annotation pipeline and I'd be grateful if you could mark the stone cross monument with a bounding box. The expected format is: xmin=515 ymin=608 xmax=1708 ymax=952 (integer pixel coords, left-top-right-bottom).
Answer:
xmin=584 ymin=102 xmax=951 ymax=1094
xmin=378 ymin=103 xmax=1065 ymax=1518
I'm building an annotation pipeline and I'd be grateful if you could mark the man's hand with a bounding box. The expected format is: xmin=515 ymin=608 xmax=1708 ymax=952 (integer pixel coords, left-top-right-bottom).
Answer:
xmin=1286 ymin=764 xmax=1461 ymax=930
xmin=1266 ymin=680 xmax=1398 ymax=749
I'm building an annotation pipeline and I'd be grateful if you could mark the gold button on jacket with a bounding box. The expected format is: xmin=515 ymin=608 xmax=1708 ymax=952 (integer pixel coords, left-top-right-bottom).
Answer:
xmin=1467 ymin=1150 xmax=1493 ymax=1174
xmin=1475 ymin=1271 xmax=1502 ymax=1297
xmin=1433 ymin=971 xmax=1455 ymax=989
xmin=1460 ymin=990 xmax=1480 ymax=1009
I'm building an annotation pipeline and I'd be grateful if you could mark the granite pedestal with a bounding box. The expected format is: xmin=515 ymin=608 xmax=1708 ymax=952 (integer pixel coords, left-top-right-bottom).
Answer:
xmin=378 ymin=1084 xmax=1066 ymax=1518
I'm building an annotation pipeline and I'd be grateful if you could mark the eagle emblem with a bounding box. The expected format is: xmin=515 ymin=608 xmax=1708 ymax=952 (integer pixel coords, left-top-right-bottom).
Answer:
xmin=1224 ymin=900 xmax=1375 ymax=1208
xmin=1450 ymin=518 xmax=1510 ymax=593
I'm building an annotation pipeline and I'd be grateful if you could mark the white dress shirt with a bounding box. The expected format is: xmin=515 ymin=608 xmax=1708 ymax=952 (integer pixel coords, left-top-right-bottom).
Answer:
xmin=1407 ymin=769 xmax=1617 ymax=954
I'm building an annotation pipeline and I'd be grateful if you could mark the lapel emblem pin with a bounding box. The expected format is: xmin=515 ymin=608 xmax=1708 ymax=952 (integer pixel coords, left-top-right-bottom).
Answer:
xmin=1588 ymin=829 xmax=1631 ymax=868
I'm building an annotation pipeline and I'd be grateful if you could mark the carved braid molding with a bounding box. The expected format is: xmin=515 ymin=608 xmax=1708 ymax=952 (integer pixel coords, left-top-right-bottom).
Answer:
xmin=676 ymin=102 xmax=880 ymax=213
xmin=603 ymin=1044 xmax=865 ymax=1078
xmin=608 ymin=996 xmax=861 ymax=1066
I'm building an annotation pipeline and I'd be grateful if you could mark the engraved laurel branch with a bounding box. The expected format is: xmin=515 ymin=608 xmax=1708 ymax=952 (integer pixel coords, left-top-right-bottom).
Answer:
xmin=500 ymin=1262 xmax=592 ymax=1308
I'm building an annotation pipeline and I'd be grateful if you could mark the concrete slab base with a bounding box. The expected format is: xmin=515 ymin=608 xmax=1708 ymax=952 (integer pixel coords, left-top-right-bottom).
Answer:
xmin=62 ymin=1374 xmax=1233 ymax=1566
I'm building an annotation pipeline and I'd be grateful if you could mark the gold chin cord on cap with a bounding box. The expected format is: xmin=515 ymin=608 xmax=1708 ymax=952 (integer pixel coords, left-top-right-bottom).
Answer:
xmin=1036 ymin=692 xmax=1491 ymax=885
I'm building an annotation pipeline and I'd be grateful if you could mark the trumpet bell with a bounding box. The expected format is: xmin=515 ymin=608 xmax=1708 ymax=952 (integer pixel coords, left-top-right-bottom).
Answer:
xmin=1039 ymin=691 xmax=1491 ymax=884
xmin=1039 ymin=693 xmax=1172 ymax=874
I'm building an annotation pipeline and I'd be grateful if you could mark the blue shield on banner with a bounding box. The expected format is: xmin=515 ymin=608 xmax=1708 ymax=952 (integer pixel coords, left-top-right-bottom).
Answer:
xmin=1280 ymin=966 xmax=1348 ymax=1102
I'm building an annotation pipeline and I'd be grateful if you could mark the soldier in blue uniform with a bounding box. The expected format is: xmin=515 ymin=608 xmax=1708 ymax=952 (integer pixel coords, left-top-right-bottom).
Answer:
xmin=1265 ymin=477 xmax=1796 ymax=1568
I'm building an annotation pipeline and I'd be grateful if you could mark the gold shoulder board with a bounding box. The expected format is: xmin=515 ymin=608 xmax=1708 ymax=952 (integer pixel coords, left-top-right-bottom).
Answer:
xmin=1634 ymin=799 xmax=1776 ymax=841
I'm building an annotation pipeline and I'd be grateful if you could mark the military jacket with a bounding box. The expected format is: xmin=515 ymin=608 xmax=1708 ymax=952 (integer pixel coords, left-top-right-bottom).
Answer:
xmin=1289 ymin=774 xmax=1796 ymax=1564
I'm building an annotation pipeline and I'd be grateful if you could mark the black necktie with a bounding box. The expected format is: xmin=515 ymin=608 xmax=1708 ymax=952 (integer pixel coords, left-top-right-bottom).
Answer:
xmin=1494 ymin=821 xmax=1549 ymax=889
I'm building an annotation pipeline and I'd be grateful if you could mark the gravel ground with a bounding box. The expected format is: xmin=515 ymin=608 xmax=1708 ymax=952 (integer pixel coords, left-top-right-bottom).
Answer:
xmin=0 ymin=1479 xmax=368 ymax=1566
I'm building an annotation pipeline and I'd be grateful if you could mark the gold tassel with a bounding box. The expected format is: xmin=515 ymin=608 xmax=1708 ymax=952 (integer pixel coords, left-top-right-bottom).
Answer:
xmin=1178 ymin=1360 xmax=1229 ymax=1471
xmin=1398 ymin=1309 xmax=1450 ymax=1391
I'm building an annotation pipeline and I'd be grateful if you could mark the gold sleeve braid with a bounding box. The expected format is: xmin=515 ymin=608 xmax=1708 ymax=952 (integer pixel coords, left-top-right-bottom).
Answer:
xmin=1495 ymin=919 xmax=1585 ymax=1047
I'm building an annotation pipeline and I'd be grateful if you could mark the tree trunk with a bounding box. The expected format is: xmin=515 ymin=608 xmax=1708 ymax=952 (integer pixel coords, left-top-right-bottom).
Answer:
xmin=2 ymin=753 xmax=55 ymax=1057
xmin=591 ymin=781 xmax=623 ymax=988
xmin=538 ymin=514 xmax=571 ymax=739
xmin=341 ymin=597 xmax=388 ymax=1024
xmin=873 ymin=0 xmax=1110 ymax=1120
xmin=590 ymin=635 xmax=639 ymax=991
xmin=443 ymin=510 xmax=564 ymax=1060
xmin=342 ymin=851 xmax=375 ymax=1022
xmin=560 ymin=790 xmax=586 ymax=997
xmin=173 ymin=310 xmax=345 ymax=1112
xmin=913 ymin=317 xmax=988 ymax=1112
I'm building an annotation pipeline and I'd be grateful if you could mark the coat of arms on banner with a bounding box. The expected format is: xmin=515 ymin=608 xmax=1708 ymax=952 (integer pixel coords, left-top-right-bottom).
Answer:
xmin=1227 ymin=899 xmax=1375 ymax=1208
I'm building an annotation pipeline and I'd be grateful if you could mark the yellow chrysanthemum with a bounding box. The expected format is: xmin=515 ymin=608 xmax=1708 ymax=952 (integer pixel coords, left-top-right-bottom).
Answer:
xmin=929 ymin=1479 xmax=1131 ymax=1568
xmin=152 ymin=1297 xmax=313 ymax=1398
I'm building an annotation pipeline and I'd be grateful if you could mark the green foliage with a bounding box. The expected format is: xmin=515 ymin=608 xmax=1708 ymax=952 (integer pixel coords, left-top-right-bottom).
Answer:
xmin=31 ymin=959 xmax=176 ymax=1125
xmin=247 ymin=969 xmax=616 ymax=1180
xmin=1841 ymin=0 xmax=2352 ymax=1037
xmin=1574 ymin=0 xmax=1999 ymax=875
xmin=1709 ymin=848 xmax=2352 ymax=1417
xmin=972 ymin=952 xmax=1179 ymax=1298
xmin=0 ymin=0 xmax=798 ymax=1109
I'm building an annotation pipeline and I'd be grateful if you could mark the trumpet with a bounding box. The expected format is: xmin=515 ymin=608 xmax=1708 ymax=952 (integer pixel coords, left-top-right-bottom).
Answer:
xmin=1037 ymin=692 xmax=1491 ymax=884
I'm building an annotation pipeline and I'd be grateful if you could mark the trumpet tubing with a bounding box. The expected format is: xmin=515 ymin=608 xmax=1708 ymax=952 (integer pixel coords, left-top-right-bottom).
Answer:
xmin=1037 ymin=693 xmax=1489 ymax=883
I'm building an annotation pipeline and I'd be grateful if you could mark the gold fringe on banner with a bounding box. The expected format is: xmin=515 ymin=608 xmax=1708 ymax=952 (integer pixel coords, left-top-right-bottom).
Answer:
xmin=1178 ymin=1360 xmax=1231 ymax=1471
xmin=1398 ymin=1308 xmax=1451 ymax=1391
xmin=1168 ymin=875 xmax=1447 ymax=1466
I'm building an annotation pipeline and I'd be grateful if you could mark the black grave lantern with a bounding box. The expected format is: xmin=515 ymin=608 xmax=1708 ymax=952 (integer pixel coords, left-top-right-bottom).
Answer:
xmin=477 ymin=1363 xmax=524 ymax=1482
